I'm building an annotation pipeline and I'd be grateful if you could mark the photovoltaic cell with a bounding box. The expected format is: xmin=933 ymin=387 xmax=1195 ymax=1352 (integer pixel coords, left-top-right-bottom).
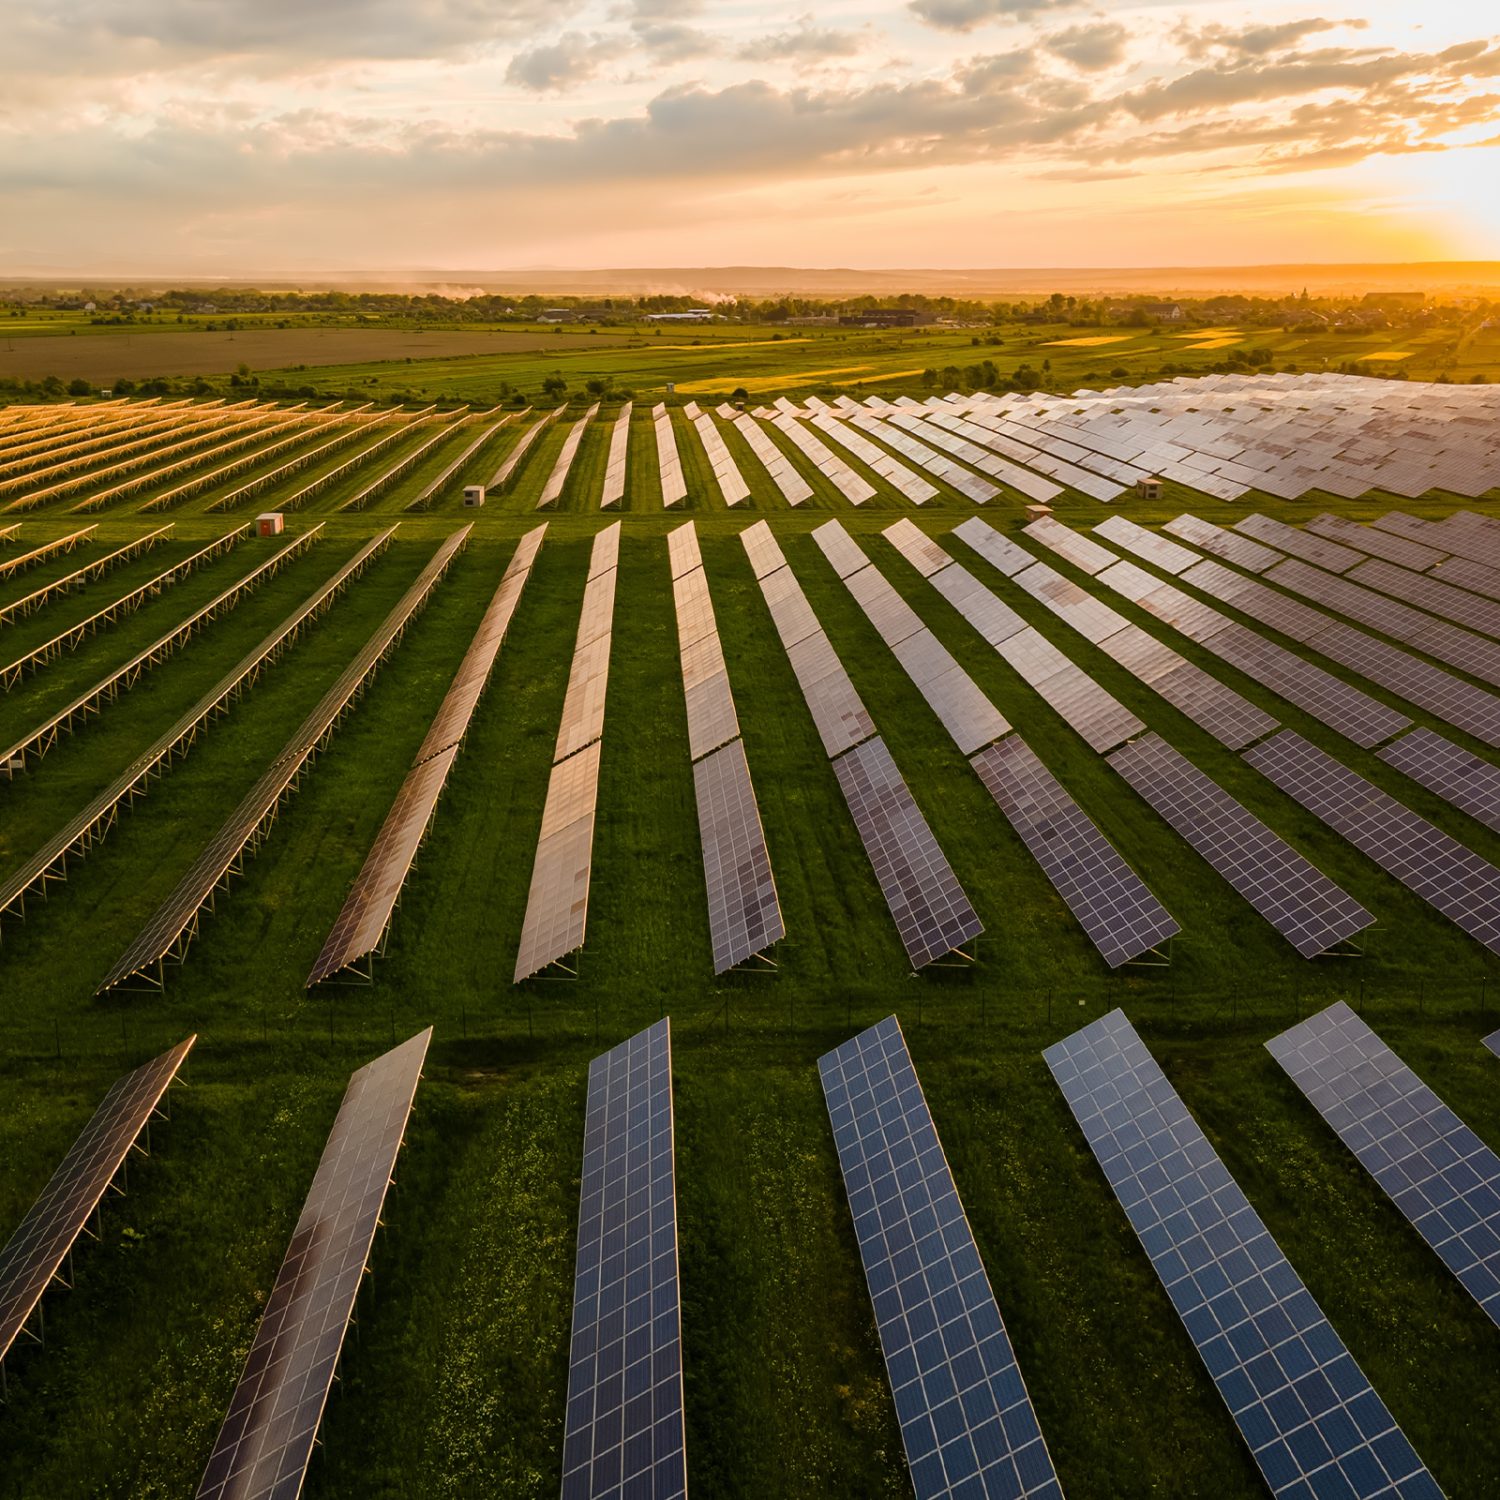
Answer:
xmin=198 ymin=1029 xmax=431 ymax=1500
xmin=819 ymin=1016 xmax=1063 ymax=1500
xmin=1044 ymin=1009 xmax=1440 ymax=1500
xmin=833 ymin=736 xmax=984 ymax=970
xmin=1244 ymin=729 xmax=1500 ymax=957
xmin=1107 ymin=732 xmax=1372 ymax=957
xmin=1377 ymin=728 xmax=1500 ymax=836
xmin=694 ymin=740 xmax=784 ymax=973
xmin=972 ymin=735 xmax=1178 ymax=967
xmin=560 ymin=1019 xmax=687 ymax=1500
xmin=1269 ymin=1002 xmax=1500 ymax=1329
xmin=0 ymin=1037 xmax=195 ymax=1369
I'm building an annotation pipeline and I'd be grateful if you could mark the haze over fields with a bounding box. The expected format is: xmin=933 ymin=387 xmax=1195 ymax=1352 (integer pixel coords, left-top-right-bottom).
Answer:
xmin=3 ymin=0 xmax=1498 ymax=278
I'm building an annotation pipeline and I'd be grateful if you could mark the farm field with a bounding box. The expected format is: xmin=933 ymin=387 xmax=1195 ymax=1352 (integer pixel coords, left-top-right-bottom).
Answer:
xmin=2 ymin=386 xmax=1500 ymax=1498
xmin=3 ymin=315 xmax=1496 ymax=397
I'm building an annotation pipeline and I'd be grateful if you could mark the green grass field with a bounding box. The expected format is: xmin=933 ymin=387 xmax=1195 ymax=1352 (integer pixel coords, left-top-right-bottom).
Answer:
xmin=3 ymin=385 xmax=1500 ymax=1498
xmin=2 ymin=315 xmax=1495 ymax=397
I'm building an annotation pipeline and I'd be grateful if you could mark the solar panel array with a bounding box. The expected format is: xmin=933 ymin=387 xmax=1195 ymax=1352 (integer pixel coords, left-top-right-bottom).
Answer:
xmin=742 ymin=522 xmax=981 ymax=970
xmin=973 ymin=737 xmax=1179 ymax=967
xmin=1 ymin=524 xmax=252 ymax=689
xmin=872 ymin=519 xmax=1178 ymax=967
xmin=97 ymin=528 xmax=470 ymax=992
xmin=538 ymin=403 xmax=600 ymax=510
xmin=724 ymin=410 xmax=813 ymax=505
xmin=768 ymin=409 xmax=876 ymax=504
xmin=816 ymin=521 xmax=1009 ymax=756
xmin=1045 ymin=1009 xmax=1441 ymax=1500
xmin=0 ymin=1036 xmax=195 ymax=1372
xmin=515 ymin=523 xmax=621 ymax=981
xmin=819 ymin=1016 xmax=1063 ymax=1500
xmin=930 ymin=373 xmax=1500 ymax=506
xmin=309 ymin=525 xmax=547 ymax=984
xmin=806 ymin=410 xmax=939 ymax=504
xmin=198 ymin=1029 xmax=431 ymax=1500
xmin=1268 ymin=1002 xmax=1500 ymax=1328
xmin=0 ymin=523 xmax=173 ymax=626
xmin=1377 ymin=727 xmax=1500 ymax=836
xmin=561 ymin=1019 xmax=687 ymax=1500
xmin=683 ymin=403 xmax=751 ymax=507
xmin=1305 ymin=514 xmax=1447 ymax=573
xmin=1107 ymin=732 xmax=1373 ymax=957
xmin=1245 ymin=729 xmax=1500 ymax=956
xmin=952 ymin=518 xmax=1274 ymax=751
xmin=600 ymin=403 xmax=631 ymax=510
xmin=1127 ymin=518 xmax=1500 ymax=791
xmin=2 ymin=524 xmax=325 ymax=780
xmin=669 ymin=521 xmax=784 ymax=973
xmin=653 ymin=404 xmax=687 ymax=509
xmin=844 ymin=410 xmax=1000 ymax=504
xmin=490 ymin=405 xmax=564 ymax=489
xmin=1 ymin=530 xmax=393 ymax=937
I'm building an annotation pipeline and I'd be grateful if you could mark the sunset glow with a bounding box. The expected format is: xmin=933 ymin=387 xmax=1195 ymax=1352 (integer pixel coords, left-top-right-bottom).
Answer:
xmin=3 ymin=0 xmax=1497 ymax=275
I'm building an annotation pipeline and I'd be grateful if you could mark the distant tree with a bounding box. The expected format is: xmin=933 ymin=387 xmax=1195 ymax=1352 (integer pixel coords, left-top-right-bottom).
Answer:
xmin=67 ymin=378 xmax=92 ymax=397
xmin=541 ymin=374 xmax=568 ymax=399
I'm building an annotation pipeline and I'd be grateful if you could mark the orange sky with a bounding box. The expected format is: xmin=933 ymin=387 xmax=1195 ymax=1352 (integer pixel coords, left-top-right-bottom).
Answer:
xmin=1 ymin=2 xmax=1497 ymax=274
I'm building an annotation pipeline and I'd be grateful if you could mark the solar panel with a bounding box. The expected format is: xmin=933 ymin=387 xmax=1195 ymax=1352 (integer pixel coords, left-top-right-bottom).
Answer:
xmin=951 ymin=517 xmax=1035 ymax=578
xmin=987 ymin=627 xmax=1144 ymax=754
xmin=819 ymin=1016 xmax=1063 ymax=1500
xmin=667 ymin=522 xmax=702 ymax=580
xmin=197 ymin=1029 xmax=431 ymax=1500
xmin=972 ymin=736 xmax=1178 ymax=967
xmin=515 ymin=525 xmax=619 ymax=982
xmin=740 ymin=518 xmax=789 ymax=581
xmin=694 ymin=739 xmax=785 ymax=973
xmin=760 ymin=563 xmax=822 ymax=651
xmin=560 ymin=1019 xmax=686 ymax=1500
xmin=1269 ymin=1002 xmax=1500 ymax=1328
xmin=813 ymin=518 xmax=880 ymax=580
xmin=1244 ymin=729 xmax=1500 ymax=956
xmin=1485 ymin=1031 xmax=1500 ymax=1061
xmin=1045 ymin=1009 xmax=1440 ymax=1500
xmin=0 ymin=1036 xmax=195 ymax=1373
xmin=844 ymin=561 xmax=927 ymax=648
xmin=1235 ymin=514 xmax=1364 ymax=573
xmin=1092 ymin=515 xmax=1199 ymax=575
xmin=1377 ymin=727 xmax=1500 ymax=836
xmin=1199 ymin=623 xmax=1411 ymax=750
xmin=684 ymin=668 xmax=740 ymax=761
xmin=1022 ymin=516 xmax=1117 ymax=575
xmin=1304 ymin=515 xmax=1445 ymax=573
xmin=1351 ymin=558 xmax=1500 ymax=642
xmin=1108 ymin=732 xmax=1372 ymax=957
xmin=833 ymin=736 xmax=984 ymax=970
xmin=1163 ymin=514 xmax=1279 ymax=573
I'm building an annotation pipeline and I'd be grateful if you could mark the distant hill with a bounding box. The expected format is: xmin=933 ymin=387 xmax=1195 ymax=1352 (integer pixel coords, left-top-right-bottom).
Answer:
xmin=8 ymin=263 xmax=1500 ymax=299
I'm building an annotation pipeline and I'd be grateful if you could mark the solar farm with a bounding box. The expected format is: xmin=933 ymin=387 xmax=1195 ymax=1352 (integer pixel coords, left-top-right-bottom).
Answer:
xmin=6 ymin=372 xmax=1500 ymax=1497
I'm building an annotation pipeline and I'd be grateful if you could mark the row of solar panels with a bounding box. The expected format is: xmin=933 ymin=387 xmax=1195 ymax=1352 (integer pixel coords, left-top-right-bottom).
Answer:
xmin=3 ymin=372 xmax=1496 ymax=522
xmin=11 ymin=1003 xmax=1496 ymax=1496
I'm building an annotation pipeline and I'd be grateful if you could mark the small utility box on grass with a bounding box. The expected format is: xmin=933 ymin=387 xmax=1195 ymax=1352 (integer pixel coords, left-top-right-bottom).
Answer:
xmin=1024 ymin=503 xmax=1053 ymax=521
xmin=1137 ymin=477 xmax=1164 ymax=501
xmin=463 ymin=484 xmax=486 ymax=508
xmin=256 ymin=512 xmax=284 ymax=536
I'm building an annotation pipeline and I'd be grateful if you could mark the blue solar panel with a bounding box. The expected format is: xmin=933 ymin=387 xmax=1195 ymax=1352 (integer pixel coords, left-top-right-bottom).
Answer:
xmin=820 ymin=1016 xmax=1063 ymax=1500
xmin=561 ymin=1019 xmax=687 ymax=1500
xmin=1044 ymin=1009 xmax=1440 ymax=1500
xmin=1269 ymin=1002 xmax=1500 ymax=1329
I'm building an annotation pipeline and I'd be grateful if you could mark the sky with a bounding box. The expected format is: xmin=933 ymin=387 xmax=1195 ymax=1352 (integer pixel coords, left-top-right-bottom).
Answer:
xmin=1 ymin=0 xmax=1497 ymax=276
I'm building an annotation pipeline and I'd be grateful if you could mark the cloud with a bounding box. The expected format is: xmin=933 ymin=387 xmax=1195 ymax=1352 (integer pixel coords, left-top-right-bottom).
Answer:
xmin=737 ymin=21 xmax=864 ymax=65
xmin=505 ymin=32 xmax=618 ymax=92
xmin=9 ymin=0 xmax=570 ymax=72
xmin=1174 ymin=18 xmax=1365 ymax=62
xmin=630 ymin=19 xmax=716 ymax=62
xmin=1045 ymin=22 xmax=1129 ymax=72
xmin=907 ymin=0 xmax=1080 ymax=33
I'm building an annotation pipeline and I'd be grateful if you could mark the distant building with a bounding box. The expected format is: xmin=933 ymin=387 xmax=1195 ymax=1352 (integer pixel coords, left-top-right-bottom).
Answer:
xmin=1144 ymin=303 xmax=1184 ymax=322
xmin=538 ymin=308 xmax=580 ymax=323
xmin=1363 ymin=292 xmax=1426 ymax=309
xmin=645 ymin=309 xmax=716 ymax=322
xmin=838 ymin=309 xmax=925 ymax=328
